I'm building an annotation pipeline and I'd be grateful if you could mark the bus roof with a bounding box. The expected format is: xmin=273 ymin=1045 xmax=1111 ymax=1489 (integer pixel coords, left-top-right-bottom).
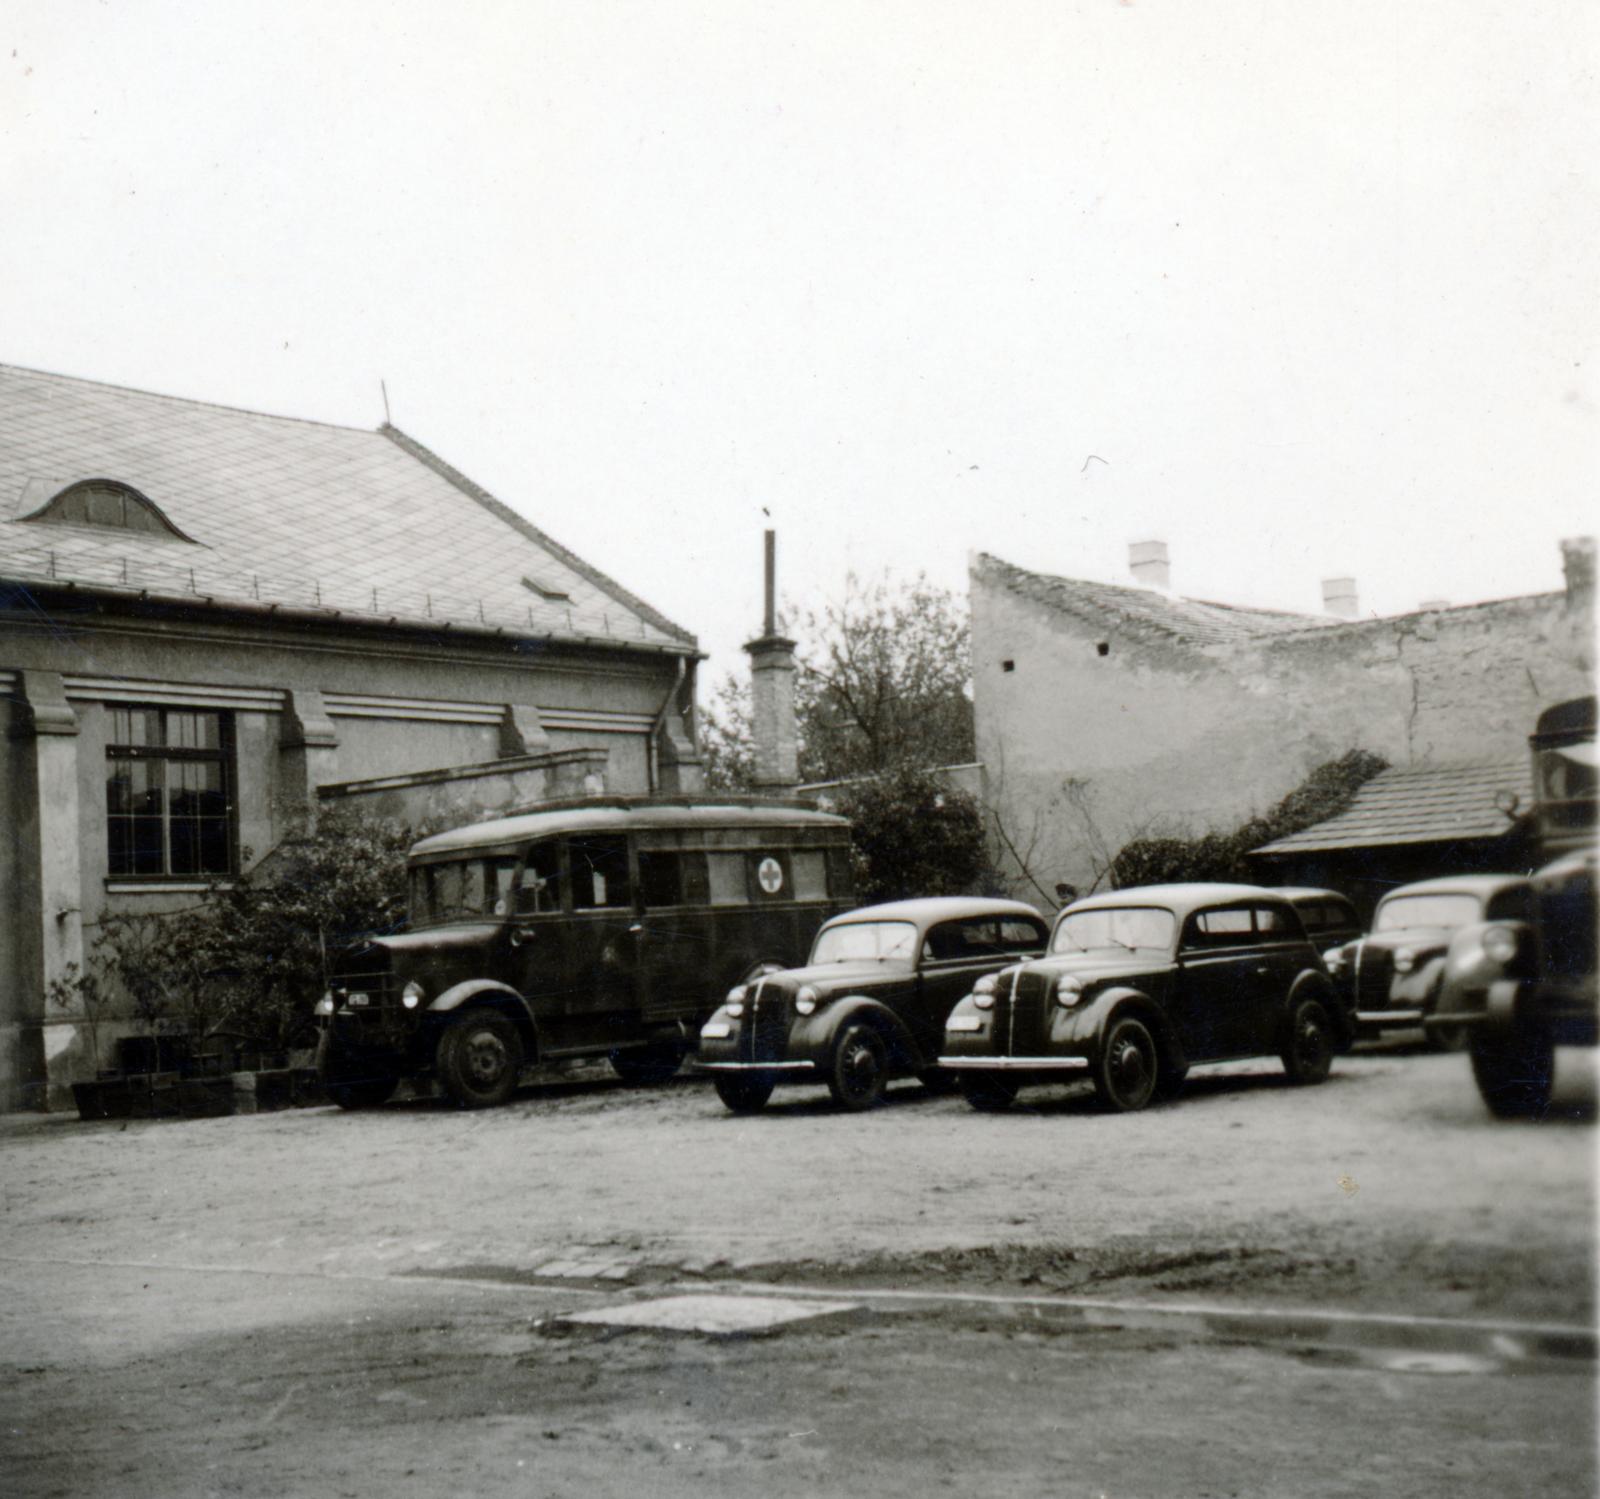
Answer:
xmin=411 ymin=794 xmax=850 ymax=859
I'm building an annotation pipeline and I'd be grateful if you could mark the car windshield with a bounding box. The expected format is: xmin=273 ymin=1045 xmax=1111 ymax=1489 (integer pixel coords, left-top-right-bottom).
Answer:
xmin=1051 ymin=907 xmax=1176 ymax=956
xmin=810 ymin=921 xmax=919 ymax=965
xmin=1373 ymin=893 xmax=1483 ymax=933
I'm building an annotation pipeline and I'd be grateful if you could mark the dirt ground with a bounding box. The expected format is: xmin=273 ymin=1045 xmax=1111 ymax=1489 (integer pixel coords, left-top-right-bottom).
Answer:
xmin=1 ymin=1043 xmax=1595 ymax=1496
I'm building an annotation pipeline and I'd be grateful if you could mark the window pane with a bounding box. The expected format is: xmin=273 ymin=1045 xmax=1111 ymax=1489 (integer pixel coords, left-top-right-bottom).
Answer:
xmin=707 ymin=853 xmax=746 ymax=907
xmin=571 ymin=835 xmax=630 ymax=910
xmin=791 ymin=850 xmax=827 ymax=901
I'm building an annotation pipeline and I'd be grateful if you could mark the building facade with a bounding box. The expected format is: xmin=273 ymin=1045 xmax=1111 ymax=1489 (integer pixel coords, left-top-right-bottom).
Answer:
xmin=1 ymin=364 xmax=703 ymax=1110
xmin=971 ymin=540 xmax=1595 ymax=905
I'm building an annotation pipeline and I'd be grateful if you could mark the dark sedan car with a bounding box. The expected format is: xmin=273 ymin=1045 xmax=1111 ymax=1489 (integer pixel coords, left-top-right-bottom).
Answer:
xmin=1322 ymin=874 xmax=1532 ymax=1050
xmin=696 ymin=896 xmax=1050 ymax=1112
xmin=1277 ymin=887 xmax=1362 ymax=951
xmin=940 ymin=883 xmax=1349 ymax=1113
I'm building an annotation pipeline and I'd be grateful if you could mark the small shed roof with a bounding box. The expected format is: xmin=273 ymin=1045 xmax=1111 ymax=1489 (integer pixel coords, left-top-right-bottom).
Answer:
xmin=1250 ymin=760 xmax=1531 ymax=856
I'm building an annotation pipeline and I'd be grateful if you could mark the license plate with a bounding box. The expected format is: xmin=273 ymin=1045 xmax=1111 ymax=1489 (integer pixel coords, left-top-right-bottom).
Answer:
xmin=700 ymin=1021 xmax=732 ymax=1039
xmin=347 ymin=992 xmax=371 ymax=1008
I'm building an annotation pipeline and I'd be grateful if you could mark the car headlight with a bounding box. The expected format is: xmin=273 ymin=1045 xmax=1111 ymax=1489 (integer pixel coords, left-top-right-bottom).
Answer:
xmin=314 ymin=991 xmax=335 ymax=1017
xmin=1056 ymin=974 xmax=1086 ymax=1007
xmin=1393 ymin=948 xmax=1416 ymax=975
xmin=972 ymin=973 xmax=998 ymax=1011
xmin=795 ymin=985 xmax=820 ymax=1016
xmin=401 ymin=980 xmax=425 ymax=1010
xmin=726 ymin=1001 xmax=745 ymax=1019
xmin=1321 ymin=947 xmax=1345 ymax=973
xmin=1482 ymin=925 xmax=1518 ymax=965
xmin=726 ymin=983 xmax=748 ymax=1006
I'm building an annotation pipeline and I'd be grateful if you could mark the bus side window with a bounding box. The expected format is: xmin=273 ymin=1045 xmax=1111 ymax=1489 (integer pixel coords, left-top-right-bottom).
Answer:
xmin=517 ymin=842 xmax=561 ymax=916
xmin=572 ymin=834 xmax=631 ymax=910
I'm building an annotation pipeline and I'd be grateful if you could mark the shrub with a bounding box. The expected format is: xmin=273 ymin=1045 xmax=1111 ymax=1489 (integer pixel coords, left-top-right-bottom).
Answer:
xmin=835 ymin=767 xmax=995 ymax=904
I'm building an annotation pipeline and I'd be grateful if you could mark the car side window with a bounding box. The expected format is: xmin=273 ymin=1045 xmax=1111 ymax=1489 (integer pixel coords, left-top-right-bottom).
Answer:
xmin=927 ymin=920 xmax=996 ymax=962
xmin=1186 ymin=908 xmax=1255 ymax=949
xmin=998 ymin=918 xmax=1048 ymax=953
xmin=1252 ymin=904 xmax=1299 ymax=940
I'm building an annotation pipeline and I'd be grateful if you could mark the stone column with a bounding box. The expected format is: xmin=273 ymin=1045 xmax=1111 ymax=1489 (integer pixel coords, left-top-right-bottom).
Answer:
xmin=7 ymin=671 xmax=83 ymax=1111
xmin=743 ymin=633 xmax=799 ymax=791
xmin=278 ymin=689 xmax=339 ymax=838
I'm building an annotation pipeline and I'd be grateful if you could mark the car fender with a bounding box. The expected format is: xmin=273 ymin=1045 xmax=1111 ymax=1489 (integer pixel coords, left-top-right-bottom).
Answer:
xmin=425 ymin=980 xmax=541 ymax=1059
xmin=804 ymin=997 xmax=921 ymax=1071
xmin=1435 ymin=921 xmax=1527 ymax=1022
xmin=1064 ymin=988 xmax=1185 ymax=1071
xmin=1285 ymin=968 xmax=1348 ymax=1049
xmin=1391 ymin=954 xmax=1448 ymax=1010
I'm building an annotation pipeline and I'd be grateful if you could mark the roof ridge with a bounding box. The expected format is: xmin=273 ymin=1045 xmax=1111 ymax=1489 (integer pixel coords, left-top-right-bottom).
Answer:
xmin=0 ymin=360 xmax=377 ymax=437
xmin=378 ymin=424 xmax=697 ymax=648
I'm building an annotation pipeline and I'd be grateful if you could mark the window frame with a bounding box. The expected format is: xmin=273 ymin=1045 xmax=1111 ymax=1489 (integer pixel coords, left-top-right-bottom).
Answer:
xmin=104 ymin=705 xmax=235 ymax=881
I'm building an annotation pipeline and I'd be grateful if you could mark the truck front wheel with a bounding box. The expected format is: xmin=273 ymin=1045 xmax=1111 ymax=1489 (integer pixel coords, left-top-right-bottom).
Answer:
xmin=1470 ymin=1027 xmax=1554 ymax=1119
xmin=437 ymin=1011 xmax=524 ymax=1109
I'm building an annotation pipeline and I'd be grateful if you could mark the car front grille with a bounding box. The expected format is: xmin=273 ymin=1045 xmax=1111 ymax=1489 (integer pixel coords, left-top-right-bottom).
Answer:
xmin=744 ymin=979 xmax=792 ymax=1063
xmin=1354 ymin=945 xmax=1393 ymax=1011
xmin=1004 ymin=968 xmax=1054 ymax=1053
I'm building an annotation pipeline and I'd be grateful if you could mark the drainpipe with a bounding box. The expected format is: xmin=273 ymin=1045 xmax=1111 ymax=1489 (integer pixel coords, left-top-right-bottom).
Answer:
xmin=647 ymin=656 xmax=688 ymax=794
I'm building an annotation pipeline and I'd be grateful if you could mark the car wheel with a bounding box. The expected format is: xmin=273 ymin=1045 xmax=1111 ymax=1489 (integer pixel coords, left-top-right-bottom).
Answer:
xmin=1470 ymin=1028 xmax=1555 ymax=1119
xmin=1281 ymin=999 xmax=1334 ymax=1085
xmin=714 ymin=1074 xmax=776 ymax=1113
xmin=827 ymin=1022 xmax=888 ymax=1111
xmin=437 ymin=1011 xmax=524 ymax=1109
xmin=1093 ymin=1016 xmax=1159 ymax=1112
xmin=608 ymin=1044 xmax=683 ymax=1086
xmin=315 ymin=1033 xmax=398 ymax=1111
xmin=957 ymin=1074 xmax=1017 ymax=1112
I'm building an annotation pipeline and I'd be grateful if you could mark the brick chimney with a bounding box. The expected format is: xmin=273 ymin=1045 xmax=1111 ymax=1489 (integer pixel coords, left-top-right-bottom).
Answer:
xmin=1128 ymin=540 xmax=1170 ymax=591
xmin=1561 ymin=536 xmax=1595 ymax=612
xmin=743 ymin=530 xmax=799 ymax=791
xmin=1321 ymin=577 xmax=1359 ymax=618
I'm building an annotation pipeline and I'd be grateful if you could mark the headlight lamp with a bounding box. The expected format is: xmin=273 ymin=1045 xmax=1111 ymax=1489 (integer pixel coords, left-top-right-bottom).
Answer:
xmin=1321 ymin=947 xmax=1345 ymax=972
xmin=1482 ymin=925 xmax=1518 ymax=965
xmin=795 ymin=985 xmax=820 ymax=1016
xmin=726 ymin=1001 xmax=745 ymax=1018
xmin=1393 ymin=948 xmax=1416 ymax=975
xmin=726 ymin=984 xmax=748 ymax=1006
xmin=401 ymin=980 xmax=425 ymax=1010
xmin=972 ymin=974 xmax=998 ymax=1011
xmin=314 ymin=991 xmax=335 ymax=1017
xmin=1056 ymin=974 xmax=1086 ymax=1007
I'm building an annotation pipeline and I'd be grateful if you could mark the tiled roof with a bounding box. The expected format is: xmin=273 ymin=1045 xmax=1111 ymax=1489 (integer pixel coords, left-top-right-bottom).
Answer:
xmin=0 ymin=363 xmax=694 ymax=649
xmin=1251 ymin=759 xmax=1532 ymax=855
xmin=976 ymin=552 xmax=1334 ymax=647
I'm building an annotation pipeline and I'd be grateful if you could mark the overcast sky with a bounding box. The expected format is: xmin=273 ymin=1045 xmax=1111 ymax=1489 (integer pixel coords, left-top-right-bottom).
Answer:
xmin=3 ymin=2 xmax=1594 ymax=686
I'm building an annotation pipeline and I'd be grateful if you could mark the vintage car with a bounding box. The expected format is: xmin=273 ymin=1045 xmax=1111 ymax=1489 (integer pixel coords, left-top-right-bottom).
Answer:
xmin=1426 ymin=696 xmax=1597 ymax=1117
xmin=1276 ymin=887 xmax=1362 ymax=952
xmin=315 ymin=795 xmax=855 ymax=1109
xmin=1322 ymin=874 xmax=1533 ymax=1049
xmin=695 ymin=896 xmax=1050 ymax=1112
xmin=940 ymin=883 xmax=1349 ymax=1113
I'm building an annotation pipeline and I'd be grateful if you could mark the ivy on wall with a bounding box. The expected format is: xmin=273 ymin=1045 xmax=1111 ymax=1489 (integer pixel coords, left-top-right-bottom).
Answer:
xmin=1110 ymin=749 xmax=1389 ymax=889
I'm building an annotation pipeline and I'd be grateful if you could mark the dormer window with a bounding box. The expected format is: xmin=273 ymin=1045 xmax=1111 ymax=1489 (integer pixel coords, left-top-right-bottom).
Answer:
xmin=20 ymin=480 xmax=193 ymax=541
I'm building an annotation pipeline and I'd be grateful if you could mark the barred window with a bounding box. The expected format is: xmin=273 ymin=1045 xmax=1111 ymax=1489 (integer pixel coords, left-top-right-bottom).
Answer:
xmin=106 ymin=708 xmax=233 ymax=877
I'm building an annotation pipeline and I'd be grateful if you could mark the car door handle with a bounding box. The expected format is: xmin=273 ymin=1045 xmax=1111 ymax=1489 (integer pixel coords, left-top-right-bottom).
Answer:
xmin=628 ymin=923 xmax=644 ymax=936
xmin=1255 ymin=966 xmax=1270 ymax=976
